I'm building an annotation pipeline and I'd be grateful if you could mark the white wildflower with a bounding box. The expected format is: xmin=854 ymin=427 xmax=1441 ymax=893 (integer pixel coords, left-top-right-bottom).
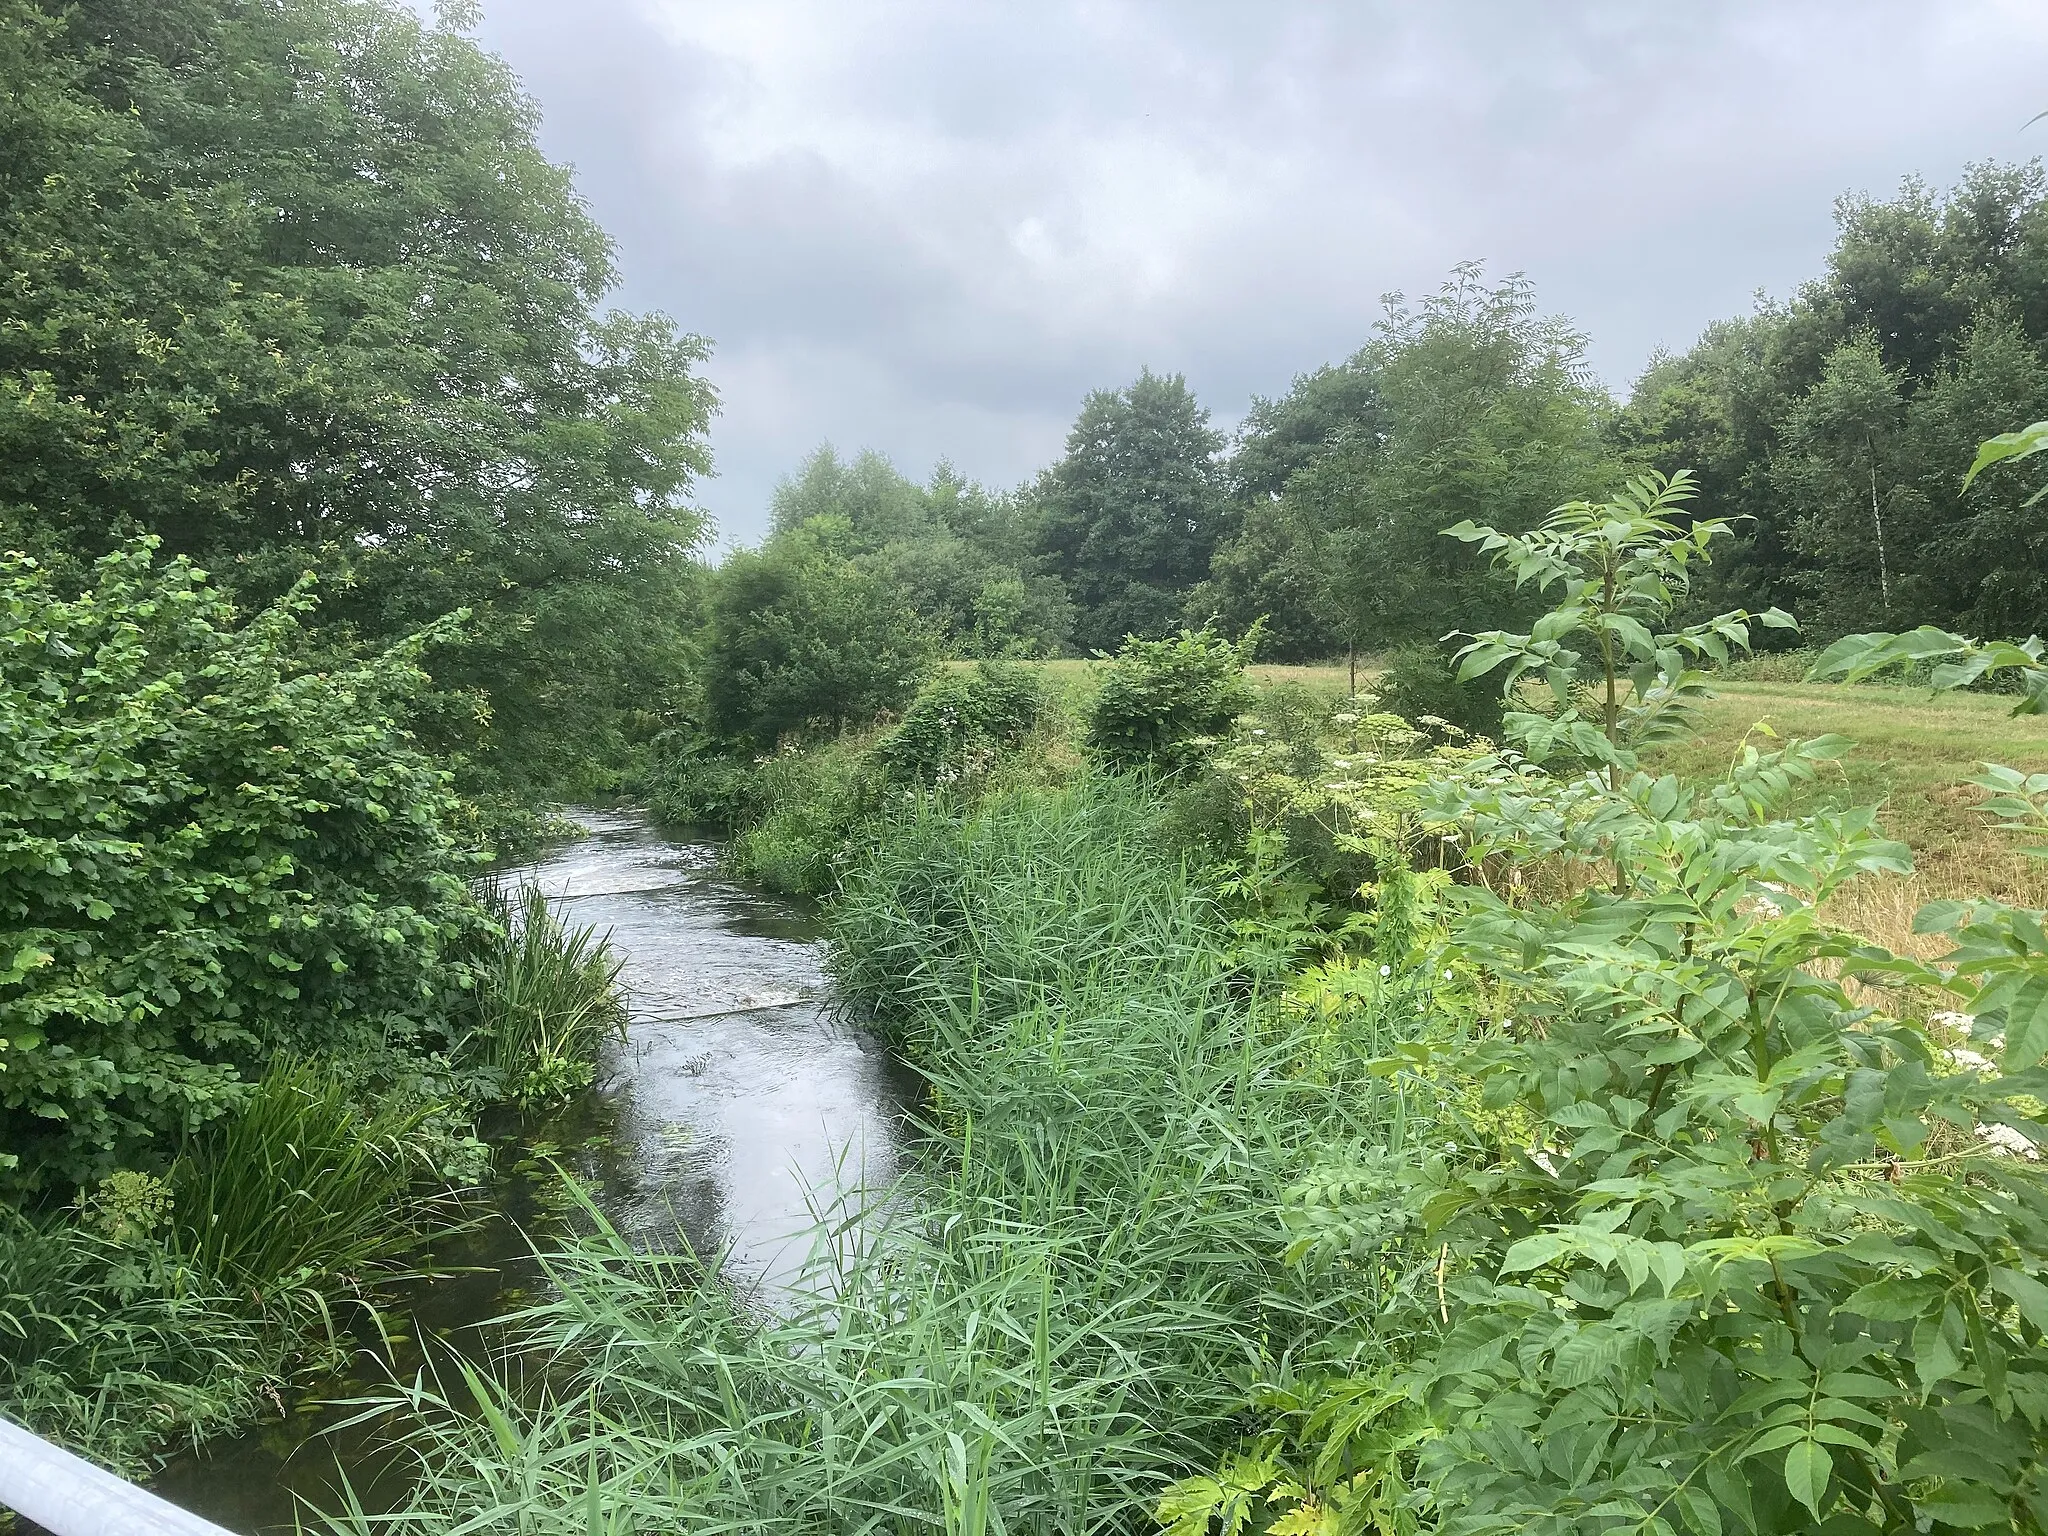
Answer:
xmin=1379 ymin=964 xmax=1392 ymax=977
xmin=1977 ymin=1123 xmax=2041 ymax=1160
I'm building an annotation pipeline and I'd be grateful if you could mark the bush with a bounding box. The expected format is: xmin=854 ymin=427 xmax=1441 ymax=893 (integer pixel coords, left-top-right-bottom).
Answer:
xmin=647 ymin=739 xmax=756 ymax=829
xmin=724 ymin=738 xmax=890 ymax=897
xmin=0 ymin=542 xmax=486 ymax=1192
xmin=872 ymin=662 xmax=1043 ymax=787
xmin=1369 ymin=640 xmax=1503 ymax=739
xmin=1086 ymin=625 xmax=1257 ymax=774
xmin=704 ymin=536 xmax=937 ymax=746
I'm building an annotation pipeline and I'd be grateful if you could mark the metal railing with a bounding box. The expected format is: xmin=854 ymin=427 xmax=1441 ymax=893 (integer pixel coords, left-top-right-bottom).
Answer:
xmin=0 ymin=1416 xmax=237 ymax=1536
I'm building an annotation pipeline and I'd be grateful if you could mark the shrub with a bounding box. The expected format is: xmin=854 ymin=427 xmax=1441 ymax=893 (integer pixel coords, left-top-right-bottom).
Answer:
xmin=0 ymin=542 xmax=486 ymax=1192
xmin=703 ymin=535 xmax=937 ymax=746
xmin=1086 ymin=625 xmax=1258 ymax=774
xmin=723 ymin=738 xmax=890 ymax=896
xmin=872 ymin=662 xmax=1043 ymax=787
xmin=1369 ymin=640 xmax=1504 ymax=740
xmin=647 ymin=739 xmax=756 ymax=829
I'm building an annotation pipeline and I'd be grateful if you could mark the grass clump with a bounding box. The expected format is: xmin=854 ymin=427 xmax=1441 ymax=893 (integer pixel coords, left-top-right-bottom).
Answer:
xmin=471 ymin=881 xmax=628 ymax=1106
xmin=339 ymin=777 xmax=1422 ymax=1533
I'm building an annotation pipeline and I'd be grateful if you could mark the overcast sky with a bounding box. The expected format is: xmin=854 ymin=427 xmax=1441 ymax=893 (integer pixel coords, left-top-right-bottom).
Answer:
xmin=462 ymin=1 xmax=2048 ymax=546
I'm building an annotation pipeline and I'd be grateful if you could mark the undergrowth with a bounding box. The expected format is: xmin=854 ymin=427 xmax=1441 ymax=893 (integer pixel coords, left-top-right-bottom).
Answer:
xmin=324 ymin=777 xmax=1428 ymax=1533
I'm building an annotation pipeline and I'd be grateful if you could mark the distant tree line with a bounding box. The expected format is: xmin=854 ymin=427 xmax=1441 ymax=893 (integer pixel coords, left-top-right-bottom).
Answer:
xmin=11 ymin=0 xmax=2048 ymax=783
xmin=776 ymin=164 xmax=2048 ymax=673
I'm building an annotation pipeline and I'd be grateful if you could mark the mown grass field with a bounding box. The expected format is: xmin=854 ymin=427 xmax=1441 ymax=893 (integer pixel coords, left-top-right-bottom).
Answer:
xmin=1650 ymin=680 xmax=2048 ymax=905
xmin=1016 ymin=656 xmax=2048 ymax=931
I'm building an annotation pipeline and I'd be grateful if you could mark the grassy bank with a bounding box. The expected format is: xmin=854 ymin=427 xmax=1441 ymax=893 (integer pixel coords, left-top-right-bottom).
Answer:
xmin=331 ymin=778 xmax=1428 ymax=1533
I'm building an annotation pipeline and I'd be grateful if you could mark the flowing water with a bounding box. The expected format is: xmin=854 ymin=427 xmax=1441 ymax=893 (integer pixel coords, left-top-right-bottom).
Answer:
xmin=150 ymin=810 xmax=917 ymax=1533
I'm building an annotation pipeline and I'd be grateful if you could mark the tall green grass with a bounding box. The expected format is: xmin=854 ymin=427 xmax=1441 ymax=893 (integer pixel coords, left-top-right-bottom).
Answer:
xmin=170 ymin=1060 xmax=439 ymax=1290
xmin=337 ymin=777 xmax=1421 ymax=1534
xmin=472 ymin=881 xmax=628 ymax=1105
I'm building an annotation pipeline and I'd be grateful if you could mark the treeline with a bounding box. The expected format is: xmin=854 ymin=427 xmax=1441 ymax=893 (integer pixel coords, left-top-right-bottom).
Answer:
xmin=780 ymin=165 xmax=2048 ymax=670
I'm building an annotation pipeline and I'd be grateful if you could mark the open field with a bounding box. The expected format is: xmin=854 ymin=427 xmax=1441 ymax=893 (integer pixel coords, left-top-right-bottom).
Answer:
xmin=1016 ymin=656 xmax=2048 ymax=911
xmin=1650 ymin=680 xmax=2048 ymax=904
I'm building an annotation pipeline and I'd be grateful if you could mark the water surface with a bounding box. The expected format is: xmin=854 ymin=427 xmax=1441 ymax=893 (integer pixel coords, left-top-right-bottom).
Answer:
xmin=152 ymin=810 xmax=914 ymax=1531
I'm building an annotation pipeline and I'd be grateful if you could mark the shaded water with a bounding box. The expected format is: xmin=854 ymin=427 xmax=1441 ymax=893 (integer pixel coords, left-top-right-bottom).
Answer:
xmin=151 ymin=810 xmax=916 ymax=1532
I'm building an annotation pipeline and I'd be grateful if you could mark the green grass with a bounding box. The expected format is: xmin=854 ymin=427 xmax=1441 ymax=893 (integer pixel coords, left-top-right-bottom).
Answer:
xmin=335 ymin=777 xmax=1425 ymax=1534
xmin=1648 ymin=679 xmax=2048 ymax=897
xmin=473 ymin=881 xmax=629 ymax=1104
xmin=170 ymin=1061 xmax=441 ymax=1291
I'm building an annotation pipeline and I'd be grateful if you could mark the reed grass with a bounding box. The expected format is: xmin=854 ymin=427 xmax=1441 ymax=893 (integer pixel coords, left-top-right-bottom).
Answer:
xmin=170 ymin=1060 xmax=438 ymax=1290
xmin=329 ymin=777 xmax=1425 ymax=1534
xmin=473 ymin=881 xmax=628 ymax=1106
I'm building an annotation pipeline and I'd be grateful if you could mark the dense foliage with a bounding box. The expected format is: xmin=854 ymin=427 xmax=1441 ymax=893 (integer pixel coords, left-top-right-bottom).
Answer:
xmin=0 ymin=542 xmax=481 ymax=1192
xmin=0 ymin=0 xmax=716 ymax=802
xmin=703 ymin=525 xmax=937 ymax=748
xmin=1630 ymin=162 xmax=2048 ymax=641
xmin=1087 ymin=626 xmax=1259 ymax=775
xmin=1031 ymin=369 xmax=1235 ymax=654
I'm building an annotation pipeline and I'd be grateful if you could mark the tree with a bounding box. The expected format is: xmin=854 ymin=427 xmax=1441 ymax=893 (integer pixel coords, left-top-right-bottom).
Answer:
xmin=1032 ymin=369 xmax=1232 ymax=654
xmin=1628 ymin=161 xmax=2048 ymax=638
xmin=1299 ymin=267 xmax=1626 ymax=657
xmin=703 ymin=529 xmax=937 ymax=747
xmin=766 ymin=447 xmax=1073 ymax=657
xmin=0 ymin=0 xmax=717 ymax=802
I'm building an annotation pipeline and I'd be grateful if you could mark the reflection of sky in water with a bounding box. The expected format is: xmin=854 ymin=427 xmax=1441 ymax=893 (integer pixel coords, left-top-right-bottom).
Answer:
xmin=505 ymin=811 xmax=915 ymax=1292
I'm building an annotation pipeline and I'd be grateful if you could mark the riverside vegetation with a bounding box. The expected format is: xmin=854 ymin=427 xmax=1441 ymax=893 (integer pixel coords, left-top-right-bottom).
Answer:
xmin=321 ymin=456 xmax=2048 ymax=1535
xmin=8 ymin=0 xmax=2048 ymax=1528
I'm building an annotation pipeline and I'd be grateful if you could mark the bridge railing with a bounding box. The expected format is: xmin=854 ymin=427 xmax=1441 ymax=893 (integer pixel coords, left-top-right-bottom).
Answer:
xmin=0 ymin=1416 xmax=239 ymax=1536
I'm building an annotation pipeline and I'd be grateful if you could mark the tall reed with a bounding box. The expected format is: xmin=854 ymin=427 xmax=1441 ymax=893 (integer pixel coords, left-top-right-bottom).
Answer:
xmin=471 ymin=881 xmax=627 ymax=1106
xmin=330 ymin=777 xmax=1422 ymax=1534
xmin=170 ymin=1060 xmax=436 ymax=1290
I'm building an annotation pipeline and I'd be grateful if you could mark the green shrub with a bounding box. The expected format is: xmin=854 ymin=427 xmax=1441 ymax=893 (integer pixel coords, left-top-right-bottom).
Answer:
xmin=647 ymin=739 xmax=756 ymax=829
xmin=470 ymin=882 xmax=627 ymax=1107
xmin=0 ymin=541 xmax=487 ymax=1192
xmin=1086 ymin=625 xmax=1258 ymax=774
xmin=704 ymin=534 xmax=937 ymax=746
xmin=872 ymin=661 xmax=1043 ymax=787
xmin=1369 ymin=640 xmax=1504 ymax=739
xmin=723 ymin=738 xmax=890 ymax=897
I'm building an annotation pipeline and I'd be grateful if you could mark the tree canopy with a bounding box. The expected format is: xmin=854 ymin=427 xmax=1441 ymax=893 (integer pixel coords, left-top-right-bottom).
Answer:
xmin=0 ymin=0 xmax=717 ymax=803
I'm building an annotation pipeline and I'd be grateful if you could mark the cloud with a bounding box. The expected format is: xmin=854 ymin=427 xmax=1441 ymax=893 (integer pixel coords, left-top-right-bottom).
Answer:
xmin=467 ymin=0 xmax=2048 ymax=544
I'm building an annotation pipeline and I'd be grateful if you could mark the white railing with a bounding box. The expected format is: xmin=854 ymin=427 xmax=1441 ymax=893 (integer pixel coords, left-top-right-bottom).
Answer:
xmin=0 ymin=1416 xmax=238 ymax=1536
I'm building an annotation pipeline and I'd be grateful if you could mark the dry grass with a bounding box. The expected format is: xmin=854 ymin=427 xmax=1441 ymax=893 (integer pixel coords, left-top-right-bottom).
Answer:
xmin=1648 ymin=680 xmax=2048 ymax=951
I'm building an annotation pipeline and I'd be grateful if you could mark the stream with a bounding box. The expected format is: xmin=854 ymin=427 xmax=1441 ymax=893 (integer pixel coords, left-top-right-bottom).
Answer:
xmin=149 ymin=810 xmax=917 ymax=1533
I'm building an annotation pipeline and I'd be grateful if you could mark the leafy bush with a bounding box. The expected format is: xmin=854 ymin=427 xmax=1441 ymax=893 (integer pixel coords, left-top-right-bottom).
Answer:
xmin=872 ymin=661 xmax=1043 ymax=787
xmin=0 ymin=542 xmax=486 ymax=1192
xmin=724 ymin=738 xmax=891 ymax=896
xmin=1087 ymin=625 xmax=1258 ymax=774
xmin=1370 ymin=641 xmax=1504 ymax=740
xmin=647 ymin=740 xmax=757 ymax=829
xmin=470 ymin=883 xmax=627 ymax=1107
xmin=704 ymin=534 xmax=937 ymax=747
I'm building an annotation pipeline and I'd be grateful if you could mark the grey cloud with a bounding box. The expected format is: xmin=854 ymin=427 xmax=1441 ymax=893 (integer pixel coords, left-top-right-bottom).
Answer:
xmin=467 ymin=0 xmax=2048 ymax=544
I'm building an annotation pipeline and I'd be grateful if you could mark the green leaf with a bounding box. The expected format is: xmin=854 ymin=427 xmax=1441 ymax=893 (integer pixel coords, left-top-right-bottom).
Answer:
xmin=1784 ymin=1438 xmax=1832 ymax=1519
xmin=1990 ymin=1267 xmax=2048 ymax=1332
xmin=1961 ymin=420 xmax=2048 ymax=493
